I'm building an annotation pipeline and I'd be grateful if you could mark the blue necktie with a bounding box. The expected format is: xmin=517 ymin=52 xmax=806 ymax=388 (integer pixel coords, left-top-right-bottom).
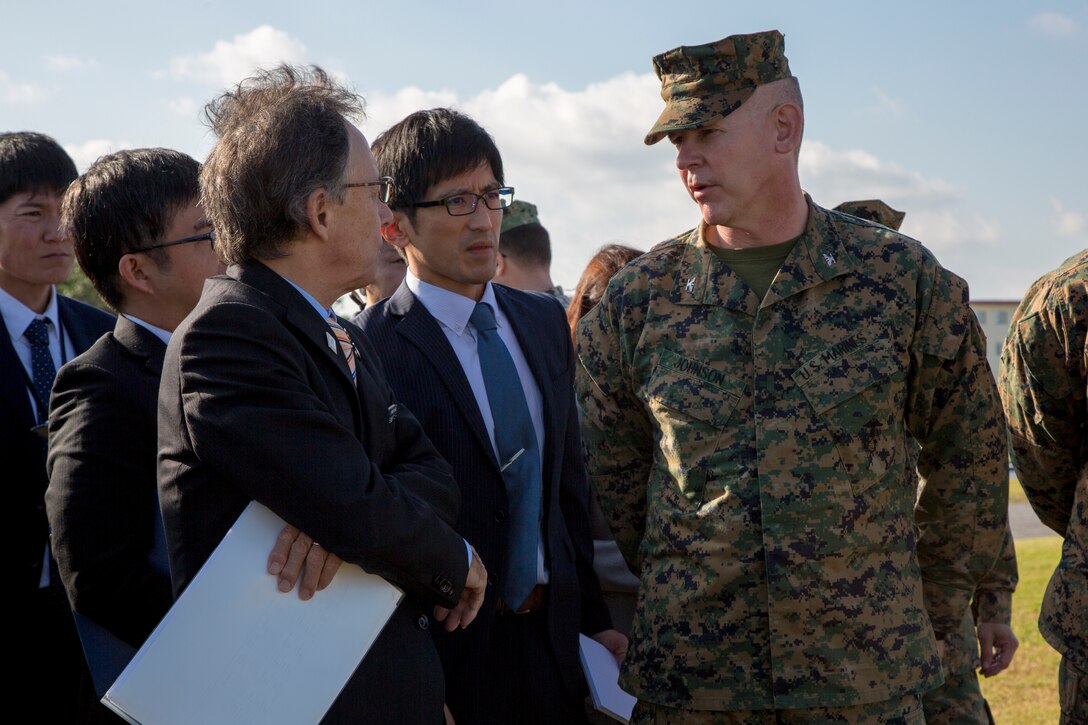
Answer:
xmin=469 ymin=302 xmax=542 ymax=609
xmin=24 ymin=318 xmax=56 ymax=424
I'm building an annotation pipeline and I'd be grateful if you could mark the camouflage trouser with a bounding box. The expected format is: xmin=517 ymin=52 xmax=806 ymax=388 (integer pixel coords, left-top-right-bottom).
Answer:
xmin=920 ymin=668 xmax=992 ymax=725
xmin=1060 ymin=656 xmax=1088 ymax=725
xmin=629 ymin=694 xmax=924 ymax=724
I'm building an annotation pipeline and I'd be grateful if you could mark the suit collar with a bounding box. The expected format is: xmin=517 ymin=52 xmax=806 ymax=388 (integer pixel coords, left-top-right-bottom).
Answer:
xmin=113 ymin=314 xmax=167 ymax=375
xmin=761 ymin=196 xmax=856 ymax=308
xmin=229 ymin=262 xmax=356 ymax=385
xmin=388 ymin=282 xmax=498 ymax=466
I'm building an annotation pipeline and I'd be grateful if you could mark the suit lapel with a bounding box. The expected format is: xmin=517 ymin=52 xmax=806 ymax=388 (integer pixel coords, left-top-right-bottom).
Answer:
xmin=495 ymin=286 xmax=559 ymax=487
xmin=57 ymin=296 xmax=106 ymax=354
xmin=230 ymin=263 xmax=362 ymax=425
xmin=0 ymin=313 xmax=34 ymax=430
xmin=387 ymin=285 xmax=498 ymax=467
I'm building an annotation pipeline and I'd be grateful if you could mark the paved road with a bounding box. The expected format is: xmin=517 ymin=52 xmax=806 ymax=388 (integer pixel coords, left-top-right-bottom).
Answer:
xmin=1010 ymin=501 xmax=1058 ymax=540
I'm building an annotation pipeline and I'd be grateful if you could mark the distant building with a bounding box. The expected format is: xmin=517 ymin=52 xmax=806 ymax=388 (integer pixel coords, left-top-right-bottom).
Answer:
xmin=970 ymin=299 xmax=1020 ymax=375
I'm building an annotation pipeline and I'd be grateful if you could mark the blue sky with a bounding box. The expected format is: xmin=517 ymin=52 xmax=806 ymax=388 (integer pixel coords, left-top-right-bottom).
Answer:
xmin=3 ymin=0 xmax=1085 ymax=298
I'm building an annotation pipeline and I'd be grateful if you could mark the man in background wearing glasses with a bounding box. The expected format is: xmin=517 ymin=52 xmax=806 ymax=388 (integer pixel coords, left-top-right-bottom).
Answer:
xmin=0 ymin=131 xmax=115 ymax=721
xmin=356 ymin=107 xmax=625 ymax=725
xmin=43 ymin=149 xmax=221 ymax=710
xmin=157 ymin=68 xmax=486 ymax=724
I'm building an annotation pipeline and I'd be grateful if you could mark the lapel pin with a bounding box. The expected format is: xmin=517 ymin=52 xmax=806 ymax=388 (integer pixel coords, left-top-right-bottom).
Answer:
xmin=823 ymin=253 xmax=836 ymax=266
xmin=325 ymin=331 xmax=338 ymax=353
xmin=685 ymin=277 xmax=696 ymax=293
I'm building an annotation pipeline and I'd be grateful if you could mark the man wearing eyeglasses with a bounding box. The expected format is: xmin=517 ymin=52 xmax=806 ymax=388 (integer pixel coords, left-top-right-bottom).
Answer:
xmin=0 ymin=131 xmax=115 ymax=721
xmin=355 ymin=108 xmax=625 ymax=725
xmin=42 ymin=149 xmax=221 ymax=693
xmin=157 ymin=68 xmax=485 ymax=724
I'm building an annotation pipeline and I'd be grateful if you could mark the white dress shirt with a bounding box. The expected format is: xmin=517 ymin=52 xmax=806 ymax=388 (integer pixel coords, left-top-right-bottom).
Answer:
xmin=0 ymin=284 xmax=75 ymax=421
xmin=406 ymin=270 xmax=549 ymax=583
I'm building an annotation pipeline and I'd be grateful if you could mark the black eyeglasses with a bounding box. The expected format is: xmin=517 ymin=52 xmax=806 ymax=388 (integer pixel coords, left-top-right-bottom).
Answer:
xmin=408 ymin=187 xmax=514 ymax=216
xmin=138 ymin=229 xmax=216 ymax=253
xmin=345 ymin=176 xmax=394 ymax=204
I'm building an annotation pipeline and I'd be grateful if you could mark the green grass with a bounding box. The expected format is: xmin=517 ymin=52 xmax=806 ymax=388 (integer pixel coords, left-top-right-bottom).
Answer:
xmin=1008 ymin=474 xmax=1028 ymax=505
xmin=979 ymin=535 xmax=1064 ymax=724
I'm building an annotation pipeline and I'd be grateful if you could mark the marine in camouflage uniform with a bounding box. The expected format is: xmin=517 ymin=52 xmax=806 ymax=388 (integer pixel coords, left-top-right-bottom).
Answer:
xmin=497 ymin=200 xmax=571 ymax=307
xmin=836 ymin=200 xmax=1020 ymax=725
xmin=999 ymin=248 xmax=1088 ymax=724
xmin=575 ymin=31 xmax=1009 ymax=722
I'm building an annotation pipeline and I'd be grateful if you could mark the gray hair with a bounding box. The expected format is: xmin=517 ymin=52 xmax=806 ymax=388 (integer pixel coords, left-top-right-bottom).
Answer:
xmin=200 ymin=65 xmax=365 ymax=263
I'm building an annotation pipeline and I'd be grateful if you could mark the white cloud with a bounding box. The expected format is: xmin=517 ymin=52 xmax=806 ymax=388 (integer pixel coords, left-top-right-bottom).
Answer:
xmin=1052 ymin=198 xmax=1087 ymax=237
xmin=0 ymin=70 xmax=47 ymax=104
xmin=167 ymin=97 xmax=199 ymax=119
xmin=1029 ymin=12 xmax=1077 ymax=36
xmin=799 ymin=140 xmax=958 ymax=209
xmin=361 ymin=73 xmax=994 ymax=287
xmin=868 ymin=87 xmax=904 ymax=116
xmin=64 ymin=139 xmax=130 ymax=172
xmin=45 ymin=55 xmax=95 ymax=72
xmin=167 ymin=26 xmax=307 ymax=86
xmin=364 ymin=72 xmax=687 ymax=287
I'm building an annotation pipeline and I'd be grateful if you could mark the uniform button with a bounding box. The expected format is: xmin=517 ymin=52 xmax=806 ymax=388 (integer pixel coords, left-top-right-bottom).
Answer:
xmin=417 ymin=614 xmax=429 ymax=630
xmin=493 ymin=510 xmax=506 ymax=523
xmin=488 ymin=574 xmax=499 ymax=587
xmin=432 ymin=575 xmax=453 ymax=595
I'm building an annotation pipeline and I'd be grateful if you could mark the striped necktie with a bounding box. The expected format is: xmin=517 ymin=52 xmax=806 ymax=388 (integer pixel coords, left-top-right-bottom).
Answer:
xmin=325 ymin=313 xmax=357 ymax=381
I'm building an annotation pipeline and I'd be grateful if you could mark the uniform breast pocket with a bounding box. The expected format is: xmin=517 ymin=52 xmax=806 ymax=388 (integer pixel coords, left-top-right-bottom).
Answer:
xmin=646 ymin=358 xmax=739 ymax=508
xmin=795 ymin=340 xmax=905 ymax=496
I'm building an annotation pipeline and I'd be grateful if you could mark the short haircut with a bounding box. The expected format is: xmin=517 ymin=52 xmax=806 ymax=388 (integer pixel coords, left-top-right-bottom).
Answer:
xmin=63 ymin=148 xmax=201 ymax=310
xmin=500 ymin=223 xmax=551 ymax=268
xmin=200 ymin=65 xmax=364 ymax=264
xmin=567 ymin=243 xmax=643 ymax=342
xmin=0 ymin=132 xmax=78 ymax=205
xmin=372 ymin=108 xmax=503 ymax=222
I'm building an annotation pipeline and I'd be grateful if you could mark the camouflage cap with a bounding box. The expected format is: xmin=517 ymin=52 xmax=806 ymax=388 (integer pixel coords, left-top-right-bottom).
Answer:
xmin=645 ymin=30 xmax=792 ymax=145
xmin=501 ymin=200 xmax=540 ymax=234
xmin=834 ymin=199 xmax=906 ymax=231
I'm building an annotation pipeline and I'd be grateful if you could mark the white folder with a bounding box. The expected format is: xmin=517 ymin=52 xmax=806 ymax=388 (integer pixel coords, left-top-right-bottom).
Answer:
xmin=103 ymin=501 xmax=403 ymax=724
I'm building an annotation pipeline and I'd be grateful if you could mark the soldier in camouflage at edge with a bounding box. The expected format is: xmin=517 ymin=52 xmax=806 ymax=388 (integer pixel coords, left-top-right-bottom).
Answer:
xmin=999 ymin=248 xmax=1088 ymax=724
xmin=575 ymin=30 xmax=1009 ymax=724
xmin=837 ymin=199 xmax=1020 ymax=725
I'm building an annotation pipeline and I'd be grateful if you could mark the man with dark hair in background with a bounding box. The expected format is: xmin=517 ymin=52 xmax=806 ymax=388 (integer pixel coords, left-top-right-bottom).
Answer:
xmin=356 ymin=107 xmax=624 ymax=725
xmin=0 ymin=131 xmax=114 ymax=720
xmin=157 ymin=67 xmax=486 ymax=724
xmin=494 ymin=199 xmax=570 ymax=306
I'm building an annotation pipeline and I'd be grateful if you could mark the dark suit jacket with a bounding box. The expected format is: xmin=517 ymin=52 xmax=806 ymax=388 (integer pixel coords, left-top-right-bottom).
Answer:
xmin=355 ymin=282 xmax=611 ymax=719
xmin=1 ymin=294 xmax=114 ymax=594
xmin=45 ymin=314 xmax=173 ymax=647
xmin=157 ymin=262 xmax=469 ymax=724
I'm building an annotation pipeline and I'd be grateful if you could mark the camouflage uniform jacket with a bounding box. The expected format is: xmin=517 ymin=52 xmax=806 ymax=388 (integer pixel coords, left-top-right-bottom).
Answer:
xmin=999 ymin=247 xmax=1088 ymax=669
xmin=575 ymin=197 xmax=1009 ymax=710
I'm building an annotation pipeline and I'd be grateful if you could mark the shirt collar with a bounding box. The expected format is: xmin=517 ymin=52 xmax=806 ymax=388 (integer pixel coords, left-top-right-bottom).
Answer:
xmin=405 ymin=269 xmax=500 ymax=336
xmin=122 ymin=313 xmax=172 ymax=344
xmin=0 ymin=284 xmax=60 ymax=341
xmin=280 ymin=276 xmax=335 ymax=321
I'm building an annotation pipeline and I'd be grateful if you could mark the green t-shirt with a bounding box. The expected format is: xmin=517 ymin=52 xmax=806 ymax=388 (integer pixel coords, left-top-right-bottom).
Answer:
xmin=708 ymin=237 xmax=798 ymax=301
